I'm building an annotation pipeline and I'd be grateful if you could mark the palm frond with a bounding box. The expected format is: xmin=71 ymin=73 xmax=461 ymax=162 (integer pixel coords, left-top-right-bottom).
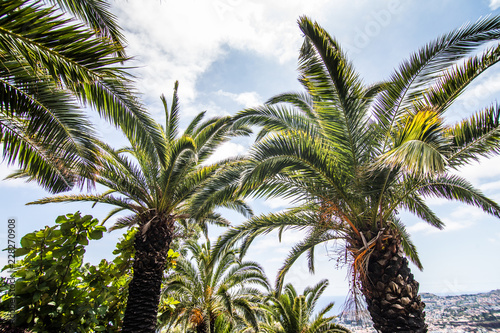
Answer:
xmin=276 ymin=231 xmax=340 ymax=292
xmin=398 ymin=192 xmax=444 ymax=230
xmin=447 ymin=104 xmax=500 ymax=166
xmin=422 ymin=43 xmax=500 ymax=113
xmin=374 ymin=15 xmax=500 ymax=147
xmin=163 ymin=80 xmax=180 ymax=142
xmin=391 ymin=217 xmax=423 ymax=270
xmin=46 ymin=0 xmax=126 ymax=57
xmin=234 ymin=104 xmax=318 ymax=141
xmin=374 ymin=110 xmax=449 ymax=177
xmin=418 ymin=174 xmax=500 ymax=218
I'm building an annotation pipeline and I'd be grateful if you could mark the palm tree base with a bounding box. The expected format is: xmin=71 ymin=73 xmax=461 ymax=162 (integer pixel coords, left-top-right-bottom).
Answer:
xmin=363 ymin=237 xmax=427 ymax=333
xmin=122 ymin=221 xmax=172 ymax=333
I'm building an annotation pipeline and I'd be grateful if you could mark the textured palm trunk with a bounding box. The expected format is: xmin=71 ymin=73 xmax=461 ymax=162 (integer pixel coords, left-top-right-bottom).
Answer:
xmin=122 ymin=220 xmax=172 ymax=333
xmin=363 ymin=236 xmax=427 ymax=332
xmin=196 ymin=323 xmax=208 ymax=333
xmin=195 ymin=315 xmax=215 ymax=333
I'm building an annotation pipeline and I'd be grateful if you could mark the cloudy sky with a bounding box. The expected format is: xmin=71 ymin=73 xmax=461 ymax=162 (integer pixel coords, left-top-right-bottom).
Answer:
xmin=2 ymin=0 xmax=500 ymax=306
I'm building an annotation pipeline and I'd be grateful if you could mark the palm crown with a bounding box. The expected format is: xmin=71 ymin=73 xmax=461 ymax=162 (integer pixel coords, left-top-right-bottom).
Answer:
xmin=215 ymin=16 xmax=500 ymax=332
xmin=260 ymin=280 xmax=349 ymax=333
xmin=161 ymin=240 xmax=270 ymax=332
xmin=30 ymin=82 xmax=253 ymax=332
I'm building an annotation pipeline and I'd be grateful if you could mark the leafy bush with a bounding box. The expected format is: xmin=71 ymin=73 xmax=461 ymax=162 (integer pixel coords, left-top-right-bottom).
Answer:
xmin=0 ymin=212 xmax=135 ymax=333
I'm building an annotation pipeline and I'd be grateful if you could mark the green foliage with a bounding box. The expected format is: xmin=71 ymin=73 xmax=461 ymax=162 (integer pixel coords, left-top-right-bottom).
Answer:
xmin=260 ymin=280 xmax=350 ymax=333
xmin=0 ymin=212 xmax=135 ymax=333
xmin=214 ymin=17 xmax=500 ymax=326
xmin=219 ymin=14 xmax=500 ymax=283
xmin=0 ymin=0 xmax=161 ymax=192
xmin=28 ymin=83 xmax=253 ymax=331
xmin=160 ymin=240 xmax=270 ymax=332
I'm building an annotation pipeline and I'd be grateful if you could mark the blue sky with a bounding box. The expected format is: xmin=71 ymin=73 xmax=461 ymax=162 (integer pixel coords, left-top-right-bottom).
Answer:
xmin=2 ymin=0 xmax=500 ymax=300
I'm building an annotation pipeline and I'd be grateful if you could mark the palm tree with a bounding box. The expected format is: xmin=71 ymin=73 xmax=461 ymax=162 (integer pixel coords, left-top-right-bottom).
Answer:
xmin=1 ymin=0 xmax=159 ymax=192
xmin=160 ymin=239 xmax=270 ymax=333
xmin=215 ymin=16 xmax=500 ymax=332
xmin=30 ymin=82 xmax=253 ymax=332
xmin=260 ymin=280 xmax=349 ymax=333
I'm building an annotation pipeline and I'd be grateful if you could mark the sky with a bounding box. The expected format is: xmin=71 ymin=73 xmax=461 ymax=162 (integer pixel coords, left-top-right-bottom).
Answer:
xmin=2 ymin=0 xmax=500 ymax=306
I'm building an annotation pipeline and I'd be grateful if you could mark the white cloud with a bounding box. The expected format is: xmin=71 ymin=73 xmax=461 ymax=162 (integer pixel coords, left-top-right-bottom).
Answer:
xmin=490 ymin=0 xmax=500 ymax=10
xmin=488 ymin=232 xmax=500 ymax=243
xmin=479 ymin=180 xmax=500 ymax=192
xmin=407 ymin=222 xmax=437 ymax=234
xmin=408 ymin=206 xmax=487 ymax=234
xmin=202 ymin=141 xmax=248 ymax=166
xmin=452 ymin=155 xmax=500 ymax=186
xmin=264 ymin=197 xmax=295 ymax=209
xmin=451 ymin=69 xmax=500 ymax=123
xmin=441 ymin=217 xmax=475 ymax=233
xmin=110 ymin=0 xmax=380 ymax=116
xmin=216 ymin=90 xmax=263 ymax=108
xmin=426 ymin=197 xmax=450 ymax=207
xmin=458 ymin=73 xmax=500 ymax=103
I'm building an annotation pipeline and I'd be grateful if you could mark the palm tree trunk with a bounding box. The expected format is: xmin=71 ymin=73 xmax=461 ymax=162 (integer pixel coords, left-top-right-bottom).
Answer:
xmin=196 ymin=323 xmax=208 ymax=333
xmin=122 ymin=221 xmax=172 ymax=333
xmin=363 ymin=236 xmax=427 ymax=333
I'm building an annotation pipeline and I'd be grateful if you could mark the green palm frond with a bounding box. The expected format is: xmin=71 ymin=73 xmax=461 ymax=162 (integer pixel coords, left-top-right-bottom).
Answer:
xmin=417 ymin=174 xmax=500 ymax=218
xmin=298 ymin=16 xmax=363 ymax=113
xmin=267 ymin=91 xmax=317 ymax=120
xmin=0 ymin=56 xmax=98 ymax=191
xmin=263 ymin=280 xmax=348 ymax=333
xmin=100 ymin=206 xmax=127 ymax=225
xmin=374 ymin=15 xmax=500 ymax=144
xmin=109 ymin=214 xmax=140 ymax=231
xmin=375 ymin=109 xmax=450 ymax=177
xmin=244 ymin=132 xmax=346 ymax=198
xmin=1 ymin=115 xmax=79 ymax=191
xmin=391 ymin=217 xmax=423 ymax=270
xmin=0 ymin=0 xmax=164 ymax=191
xmin=28 ymin=193 xmax=139 ymax=211
xmin=421 ymin=43 xmax=500 ymax=113
xmin=215 ymin=210 xmax=316 ymax=260
xmin=47 ymin=0 xmax=126 ymax=57
xmin=447 ymin=104 xmax=500 ymax=166
xmin=234 ymin=104 xmax=318 ymax=141
xmin=193 ymin=115 xmax=251 ymax=163
xmin=161 ymin=241 xmax=268 ymax=332
xmin=398 ymin=192 xmax=444 ymax=230
xmin=276 ymin=230 xmax=341 ymax=292
xmin=298 ymin=16 xmax=372 ymax=168
xmin=184 ymin=111 xmax=206 ymax=136
xmin=162 ymin=80 xmax=180 ymax=142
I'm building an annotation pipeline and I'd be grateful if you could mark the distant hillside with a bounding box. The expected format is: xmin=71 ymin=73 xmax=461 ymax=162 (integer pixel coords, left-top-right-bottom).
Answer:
xmin=423 ymin=289 xmax=500 ymax=332
xmin=336 ymin=289 xmax=500 ymax=332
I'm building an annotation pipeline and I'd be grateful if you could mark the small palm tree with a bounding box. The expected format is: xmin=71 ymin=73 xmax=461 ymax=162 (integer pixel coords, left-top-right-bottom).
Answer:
xmin=160 ymin=239 xmax=270 ymax=333
xmin=1 ymin=0 xmax=158 ymax=192
xmin=260 ymin=280 xmax=349 ymax=333
xmin=216 ymin=16 xmax=500 ymax=332
xmin=30 ymin=82 xmax=252 ymax=332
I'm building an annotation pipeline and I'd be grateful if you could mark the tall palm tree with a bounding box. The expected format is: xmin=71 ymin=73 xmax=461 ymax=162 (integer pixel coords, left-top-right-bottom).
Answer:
xmin=260 ymin=280 xmax=349 ymax=333
xmin=1 ymin=0 xmax=159 ymax=192
xmin=160 ymin=239 xmax=270 ymax=333
xmin=215 ymin=16 xmax=500 ymax=332
xmin=30 ymin=82 xmax=253 ymax=332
